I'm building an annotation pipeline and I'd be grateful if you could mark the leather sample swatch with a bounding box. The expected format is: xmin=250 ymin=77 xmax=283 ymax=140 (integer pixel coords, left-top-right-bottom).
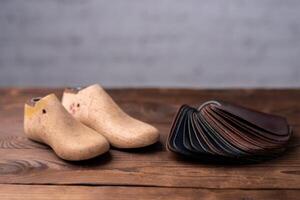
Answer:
xmin=167 ymin=100 xmax=292 ymax=162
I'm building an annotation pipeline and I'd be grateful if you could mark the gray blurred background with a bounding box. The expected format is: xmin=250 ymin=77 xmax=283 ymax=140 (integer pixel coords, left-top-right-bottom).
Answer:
xmin=0 ymin=0 xmax=300 ymax=88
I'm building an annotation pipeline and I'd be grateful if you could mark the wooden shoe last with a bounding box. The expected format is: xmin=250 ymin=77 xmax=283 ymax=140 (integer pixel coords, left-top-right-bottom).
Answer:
xmin=62 ymin=84 xmax=159 ymax=148
xmin=24 ymin=94 xmax=109 ymax=161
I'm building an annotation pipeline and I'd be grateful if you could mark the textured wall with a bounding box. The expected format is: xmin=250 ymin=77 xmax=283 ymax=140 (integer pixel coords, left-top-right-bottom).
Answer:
xmin=0 ymin=0 xmax=300 ymax=87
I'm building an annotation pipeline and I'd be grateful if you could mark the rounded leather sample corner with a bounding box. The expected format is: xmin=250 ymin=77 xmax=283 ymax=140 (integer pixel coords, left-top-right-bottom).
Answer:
xmin=62 ymin=84 xmax=159 ymax=149
xmin=24 ymin=93 xmax=110 ymax=161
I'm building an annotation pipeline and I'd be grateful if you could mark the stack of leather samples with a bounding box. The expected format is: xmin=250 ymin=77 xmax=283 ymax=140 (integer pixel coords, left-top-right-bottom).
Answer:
xmin=167 ymin=100 xmax=292 ymax=162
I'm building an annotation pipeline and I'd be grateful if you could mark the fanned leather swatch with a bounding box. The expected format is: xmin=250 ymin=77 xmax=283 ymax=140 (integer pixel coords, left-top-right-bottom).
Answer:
xmin=167 ymin=100 xmax=292 ymax=162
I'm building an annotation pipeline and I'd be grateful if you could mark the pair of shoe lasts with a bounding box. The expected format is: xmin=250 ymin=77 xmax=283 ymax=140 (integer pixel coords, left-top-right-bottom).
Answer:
xmin=24 ymin=84 xmax=159 ymax=161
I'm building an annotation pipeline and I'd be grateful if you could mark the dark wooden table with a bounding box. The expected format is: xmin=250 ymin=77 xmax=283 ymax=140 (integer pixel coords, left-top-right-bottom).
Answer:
xmin=0 ymin=88 xmax=299 ymax=200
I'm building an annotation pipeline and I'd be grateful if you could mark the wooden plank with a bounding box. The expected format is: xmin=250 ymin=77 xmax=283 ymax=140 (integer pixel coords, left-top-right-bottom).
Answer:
xmin=1 ymin=88 xmax=300 ymax=125
xmin=0 ymin=185 xmax=299 ymax=200
xmin=0 ymin=144 xmax=299 ymax=188
xmin=0 ymin=89 xmax=299 ymax=189
xmin=0 ymin=152 xmax=299 ymax=188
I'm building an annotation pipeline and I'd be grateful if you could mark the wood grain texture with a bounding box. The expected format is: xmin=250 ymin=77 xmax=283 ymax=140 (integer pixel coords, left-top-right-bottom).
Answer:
xmin=0 ymin=185 xmax=299 ymax=200
xmin=0 ymin=88 xmax=300 ymax=198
